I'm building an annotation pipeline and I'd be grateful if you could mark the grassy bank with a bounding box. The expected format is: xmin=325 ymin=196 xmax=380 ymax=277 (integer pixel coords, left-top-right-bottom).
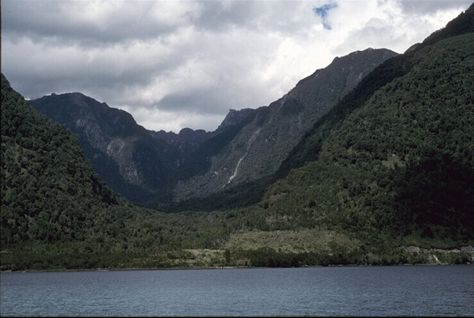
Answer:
xmin=2 ymin=237 xmax=473 ymax=271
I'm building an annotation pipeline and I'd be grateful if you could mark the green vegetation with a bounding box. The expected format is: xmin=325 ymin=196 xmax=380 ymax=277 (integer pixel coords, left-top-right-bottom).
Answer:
xmin=1 ymin=74 xmax=120 ymax=245
xmin=278 ymin=3 xmax=473 ymax=176
xmin=263 ymin=33 xmax=474 ymax=241
xmin=1 ymin=7 xmax=474 ymax=270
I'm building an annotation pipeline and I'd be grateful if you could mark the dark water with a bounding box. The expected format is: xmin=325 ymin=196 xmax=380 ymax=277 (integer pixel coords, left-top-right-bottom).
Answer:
xmin=1 ymin=265 xmax=473 ymax=316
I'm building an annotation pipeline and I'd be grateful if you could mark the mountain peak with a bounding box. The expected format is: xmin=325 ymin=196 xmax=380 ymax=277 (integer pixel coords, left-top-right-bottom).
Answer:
xmin=43 ymin=92 xmax=106 ymax=108
xmin=217 ymin=108 xmax=257 ymax=130
xmin=331 ymin=48 xmax=397 ymax=64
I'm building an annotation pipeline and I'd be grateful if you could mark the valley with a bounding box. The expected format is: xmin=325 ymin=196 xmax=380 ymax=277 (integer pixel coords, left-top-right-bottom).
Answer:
xmin=1 ymin=4 xmax=474 ymax=271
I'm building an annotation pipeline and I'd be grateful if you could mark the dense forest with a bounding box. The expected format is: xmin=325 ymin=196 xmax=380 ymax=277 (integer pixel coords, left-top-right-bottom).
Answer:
xmin=1 ymin=74 xmax=121 ymax=244
xmin=1 ymin=5 xmax=474 ymax=270
xmin=263 ymin=33 xmax=474 ymax=240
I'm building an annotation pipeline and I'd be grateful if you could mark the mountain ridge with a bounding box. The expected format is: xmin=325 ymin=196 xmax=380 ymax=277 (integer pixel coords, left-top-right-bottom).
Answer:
xmin=172 ymin=48 xmax=398 ymax=201
xmin=31 ymin=47 xmax=397 ymax=206
xmin=2 ymin=4 xmax=474 ymax=270
xmin=261 ymin=32 xmax=474 ymax=240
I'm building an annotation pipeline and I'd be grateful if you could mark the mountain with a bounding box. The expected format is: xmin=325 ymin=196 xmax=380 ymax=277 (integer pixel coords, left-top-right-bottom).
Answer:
xmin=278 ymin=3 xmax=474 ymax=176
xmin=30 ymin=93 xmax=264 ymax=205
xmin=150 ymin=128 xmax=210 ymax=153
xmin=30 ymin=93 xmax=178 ymax=204
xmin=1 ymin=75 xmax=225 ymax=269
xmin=30 ymin=93 xmax=229 ymax=204
xmin=2 ymin=4 xmax=474 ymax=270
xmin=260 ymin=5 xmax=474 ymax=240
xmin=1 ymin=74 xmax=118 ymax=245
xmin=173 ymin=48 xmax=398 ymax=201
xmin=31 ymin=49 xmax=396 ymax=207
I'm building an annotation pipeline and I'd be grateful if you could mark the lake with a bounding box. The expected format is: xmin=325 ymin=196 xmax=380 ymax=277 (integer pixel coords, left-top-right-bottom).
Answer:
xmin=1 ymin=265 xmax=473 ymax=316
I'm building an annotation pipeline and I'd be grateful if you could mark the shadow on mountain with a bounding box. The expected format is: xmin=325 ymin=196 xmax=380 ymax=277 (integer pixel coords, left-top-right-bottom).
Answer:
xmin=393 ymin=153 xmax=474 ymax=239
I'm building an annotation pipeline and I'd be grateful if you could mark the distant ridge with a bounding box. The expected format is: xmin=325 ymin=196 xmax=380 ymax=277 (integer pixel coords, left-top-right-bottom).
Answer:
xmin=31 ymin=49 xmax=396 ymax=207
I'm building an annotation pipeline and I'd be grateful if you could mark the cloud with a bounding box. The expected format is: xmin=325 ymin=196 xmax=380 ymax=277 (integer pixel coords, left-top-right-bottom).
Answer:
xmin=1 ymin=0 xmax=471 ymax=132
xmin=2 ymin=0 xmax=201 ymax=45
xmin=397 ymin=0 xmax=472 ymax=14
xmin=313 ymin=3 xmax=338 ymax=30
xmin=331 ymin=0 xmax=470 ymax=55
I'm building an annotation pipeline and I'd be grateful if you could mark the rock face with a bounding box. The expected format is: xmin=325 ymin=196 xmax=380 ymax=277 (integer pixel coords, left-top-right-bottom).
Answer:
xmin=30 ymin=93 xmax=175 ymax=203
xmin=173 ymin=48 xmax=398 ymax=200
xmin=31 ymin=48 xmax=397 ymax=205
xmin=149 ymin=128 xmax=210 ymax=155
xmin=30 ymin=93 xmax=255 ymax=204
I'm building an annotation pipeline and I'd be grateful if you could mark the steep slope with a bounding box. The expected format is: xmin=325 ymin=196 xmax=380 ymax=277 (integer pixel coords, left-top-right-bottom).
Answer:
xmin=1 ymin=74 xmax=118 ymax=244
xmin=21 ymin=5 xmax=473 ymax=213
xmin=262 ymin=31 xmax=474 ymax=239
xmin=30 ymin=93 xmax=260 ymax=206
xmin=173 ymin=48 xmax=397 ymax=201
xmin=1 ymin=74 xmax=246 ymax=269
xmin=30 ymin=49 xmax=396 ymax=208
xmin=173 ymin=107 xmax=259 ymax=182
xmin=30 ymin=93 xmax=176 ymax=204
xmin=279 ymin=3 xmax=474 ymax=175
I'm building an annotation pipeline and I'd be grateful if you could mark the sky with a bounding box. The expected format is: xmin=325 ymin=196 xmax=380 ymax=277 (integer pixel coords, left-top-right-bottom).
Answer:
xmin=2 ymin=0 xmax=471 ymax=133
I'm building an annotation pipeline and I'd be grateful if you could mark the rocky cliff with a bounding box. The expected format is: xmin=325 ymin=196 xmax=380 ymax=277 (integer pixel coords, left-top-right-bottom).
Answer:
xmin=173 ymin=48 xmax=398 ymax=200
xmin=31 ymin=49 xmax=397 ymax=206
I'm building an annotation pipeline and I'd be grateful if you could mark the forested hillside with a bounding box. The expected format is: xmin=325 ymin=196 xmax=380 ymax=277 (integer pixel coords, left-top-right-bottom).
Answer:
xmin=1 ymin=74 xmax=120 ymax=244
xmin=263 ymin=33 xmax=474 ymax=240
xmin=1 ymin=5 xmax=473 ymax=270
xmin=279 ymin=3 xmax=474 ymax=174
xmin=0 ymin=77 xmax=250 ymax=269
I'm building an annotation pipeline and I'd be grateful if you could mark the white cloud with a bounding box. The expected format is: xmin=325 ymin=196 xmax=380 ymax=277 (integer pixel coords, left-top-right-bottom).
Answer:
xmin=1 ymin=0 xmax=471 ymax=132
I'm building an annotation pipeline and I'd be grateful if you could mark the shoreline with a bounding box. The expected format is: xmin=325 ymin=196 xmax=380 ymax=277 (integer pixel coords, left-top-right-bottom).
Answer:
xmin=2 ymin=262 xmax=471 ymax=274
